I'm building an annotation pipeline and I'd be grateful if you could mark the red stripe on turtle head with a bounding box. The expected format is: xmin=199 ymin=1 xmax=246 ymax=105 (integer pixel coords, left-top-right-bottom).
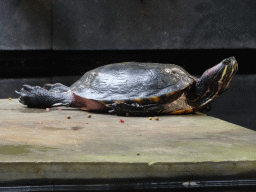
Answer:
xmin=200 ymin=62 xmax=224 ymax=82
xmin=202 ymin=56 xmax=237 ymax=79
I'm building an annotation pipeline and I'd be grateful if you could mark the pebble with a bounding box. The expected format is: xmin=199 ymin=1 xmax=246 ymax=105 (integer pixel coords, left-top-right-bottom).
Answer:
xmin=8 ymin=97 xmax=11 ymax=100
xmin=119 ymin=119 xmax=124 ymax=123
xmin=148 ymin=117 xmax=152 ymax=120
xmin=155 ymin=116 xmax=159 ymax=121
xmin=67 ymin=115 xmax=71 ymax=119
xmin=87 ymin=114 xmax=91 ymax=118
xmin=46 ymin=108 xmax=50 ymax=111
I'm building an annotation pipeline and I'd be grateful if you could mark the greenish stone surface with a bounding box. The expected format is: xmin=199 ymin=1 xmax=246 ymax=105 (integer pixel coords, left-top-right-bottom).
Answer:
xmin=0 ymin=99 xmax=255 ymax=181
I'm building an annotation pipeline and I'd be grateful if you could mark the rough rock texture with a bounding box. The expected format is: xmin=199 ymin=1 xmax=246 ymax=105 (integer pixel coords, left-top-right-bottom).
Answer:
xmin=0 ymin=0 xmax=255 ymax=50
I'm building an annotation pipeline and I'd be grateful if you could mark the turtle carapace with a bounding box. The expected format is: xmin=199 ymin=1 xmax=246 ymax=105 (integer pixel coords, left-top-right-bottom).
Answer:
xmin=16 ymin=57 xmax=238 ymax=116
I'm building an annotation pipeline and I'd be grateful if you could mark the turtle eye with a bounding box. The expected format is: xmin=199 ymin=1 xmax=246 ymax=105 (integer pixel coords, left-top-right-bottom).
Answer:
xmin=223 ymin=58 xmax=231 ymax=65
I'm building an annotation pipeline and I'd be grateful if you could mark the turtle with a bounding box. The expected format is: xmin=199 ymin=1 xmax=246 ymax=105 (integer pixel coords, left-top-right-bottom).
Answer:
xmin=15 ymin=56 xmax=238 ymax=116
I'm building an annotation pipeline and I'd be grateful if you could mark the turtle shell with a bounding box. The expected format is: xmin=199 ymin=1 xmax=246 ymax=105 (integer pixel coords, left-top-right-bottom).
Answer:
xmin=70 ymin=62 xmax=196 ymax=104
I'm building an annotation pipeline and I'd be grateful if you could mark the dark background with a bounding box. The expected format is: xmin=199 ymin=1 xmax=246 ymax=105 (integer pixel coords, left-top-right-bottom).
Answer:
xmin=0 ymin=49 xmax=255 ymax=78
xmin=0 ymin=0 xmax=256 ymax=131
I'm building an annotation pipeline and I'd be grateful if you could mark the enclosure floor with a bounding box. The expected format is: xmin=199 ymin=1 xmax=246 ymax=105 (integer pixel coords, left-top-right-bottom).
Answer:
xmin=0 ymin=99 xmax=255 ymax=182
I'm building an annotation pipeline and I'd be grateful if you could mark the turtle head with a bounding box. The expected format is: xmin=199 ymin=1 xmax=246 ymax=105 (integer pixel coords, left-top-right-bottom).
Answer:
xmin=200 ymin=56 xmax=238 ymax=92
xmin=187 ymin=56 xmax=238 ymax=110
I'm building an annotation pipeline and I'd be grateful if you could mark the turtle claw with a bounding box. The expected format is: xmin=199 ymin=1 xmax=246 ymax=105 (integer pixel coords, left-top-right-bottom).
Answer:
xmin=52 ymin=103 xmax=64 ymax=107
xmin=15 ymin=85 xmax=50 ymax=108
xmin=108 ymin=109 xmax=125 ymax=116
xmin=15 ymin=90 xmax=22 ymax=96
xmin=15 ymin=86 xmax=35 ymax=102
xmin=15 ymin=90 xmax=25 ymax=104
xmin=108 ymin=109 xmax=115 ymax=114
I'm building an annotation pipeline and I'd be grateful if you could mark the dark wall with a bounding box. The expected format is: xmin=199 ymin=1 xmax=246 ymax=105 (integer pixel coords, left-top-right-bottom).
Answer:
xmin=0 ymin=0 xmax=256 ymax=50
xmin=206 ymin=75 xmax=256 ymax=131
xmin=0 ymin=49 xmax=255 ymax=78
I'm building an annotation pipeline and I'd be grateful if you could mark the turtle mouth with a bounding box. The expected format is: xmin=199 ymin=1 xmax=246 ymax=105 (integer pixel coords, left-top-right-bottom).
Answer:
xmin=232 ymin=60 xmax=238 ymax=72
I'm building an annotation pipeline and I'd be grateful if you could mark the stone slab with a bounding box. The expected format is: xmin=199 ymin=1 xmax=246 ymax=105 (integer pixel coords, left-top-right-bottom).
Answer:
xmin=0 ymin=99 xmax=255 ymax=182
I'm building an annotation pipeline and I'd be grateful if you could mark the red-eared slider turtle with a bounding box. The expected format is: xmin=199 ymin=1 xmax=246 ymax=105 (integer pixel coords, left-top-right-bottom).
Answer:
xmin=16 ymin=57 xmax=238 ymax=116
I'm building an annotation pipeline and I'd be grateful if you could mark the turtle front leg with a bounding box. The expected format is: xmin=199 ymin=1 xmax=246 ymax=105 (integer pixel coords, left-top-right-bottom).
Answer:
xmin=15 ymin=85 xmax=73 ymax=108
xmin=108 ymin=102 xmax=162 ymax=116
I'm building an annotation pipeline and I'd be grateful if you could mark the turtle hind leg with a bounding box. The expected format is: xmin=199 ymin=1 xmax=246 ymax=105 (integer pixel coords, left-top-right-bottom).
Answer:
xmin=15 ymin=84 xmax=73 ymax=108
xmin=108 ymin=102 xmax=162 ymax=116
xmin=43 ymin=83 xmax=70 ymax=93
